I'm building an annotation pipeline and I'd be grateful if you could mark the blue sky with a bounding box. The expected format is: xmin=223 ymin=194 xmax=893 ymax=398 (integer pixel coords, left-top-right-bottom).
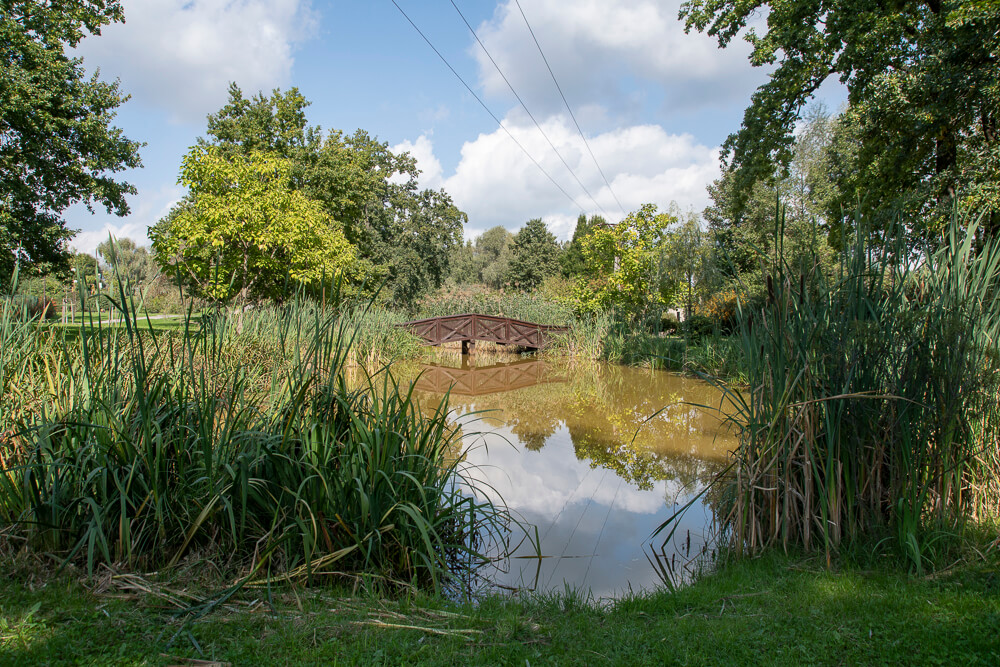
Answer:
xmin=65 ymin=0 xmax=843 ymax=253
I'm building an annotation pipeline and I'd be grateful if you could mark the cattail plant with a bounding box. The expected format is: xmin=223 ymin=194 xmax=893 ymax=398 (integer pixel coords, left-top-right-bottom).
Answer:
xmin=675 ymin=208 xmax=1000 ymax=570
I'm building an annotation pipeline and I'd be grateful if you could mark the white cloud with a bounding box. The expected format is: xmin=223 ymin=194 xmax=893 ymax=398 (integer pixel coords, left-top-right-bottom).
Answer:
xmin=390 ymin=135 xmax=444 ymax=190
xmin=412 ymin=116 xmax=721 ymax=236
xmin=69 ymin=184 xmax=184 ymax=254
xmin=75 ymin=0 xmax=317 ymax=123
xmin=472 ymin=0 xmax=766 ymax=120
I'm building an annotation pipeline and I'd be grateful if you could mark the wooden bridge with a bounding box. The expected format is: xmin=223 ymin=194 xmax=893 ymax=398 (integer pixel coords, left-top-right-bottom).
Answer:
xmin=413 ymin=359 xmax=565 ymax=396
xmin=399 ymin=313 xmax=568 ymax=354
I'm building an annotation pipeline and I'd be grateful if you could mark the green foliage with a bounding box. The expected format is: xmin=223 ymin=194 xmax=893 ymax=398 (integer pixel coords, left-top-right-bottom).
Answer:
xmin=194 ymin=84 xmax=466 ymax=306
xmin=507 ymin=218 xmax=560 ymax=291
xmin=150 ymin=146 xmax=356 ymax=304
xmin=0 ymin=289 xmax=507 ymax=590
xmin=574 ymin=204 xmax=677 ymax=317
xmin=447 ymin=226 xmax=515 ymax=289
xmin=663 ymin=210 xmax=712 ymax=319
xmin=96 ymin=238 xmax=156 ymax=294
xmin=704 ymin=108 xmax=840 ymax=304
xmin=0 ymin=0 xmax=142 ymax=285
xmin=559 ymin=214 xmax=604 ymax=278
xmin=682 ymin=0 xmax=1000 ymax=241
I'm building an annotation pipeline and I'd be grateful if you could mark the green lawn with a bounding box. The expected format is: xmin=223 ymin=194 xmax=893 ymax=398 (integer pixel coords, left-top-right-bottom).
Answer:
xmin=2 ymin=552 xmax=997 ymax=666
xmin=41 ymin=313 xmax=201 ymax=332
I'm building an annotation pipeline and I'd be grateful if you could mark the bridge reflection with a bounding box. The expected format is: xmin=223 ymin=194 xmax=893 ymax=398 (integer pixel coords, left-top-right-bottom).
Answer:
xmin=413 ymin=358 xmax=566 ymax=396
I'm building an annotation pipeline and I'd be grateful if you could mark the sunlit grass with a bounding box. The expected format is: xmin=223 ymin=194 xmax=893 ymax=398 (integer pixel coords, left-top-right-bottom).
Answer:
xmin=0 ymin=273 xmax=510 ymax=594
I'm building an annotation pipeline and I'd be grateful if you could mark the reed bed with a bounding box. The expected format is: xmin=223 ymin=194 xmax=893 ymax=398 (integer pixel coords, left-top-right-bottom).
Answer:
xmin=418 ymin=286 xmax=573 ymax=326
xmin=0 ymin=280 xmax=509 ymax=592
xmin=237 ymin=302 xmax=424 ymax=371
xmin=711 ymin=212 xmax=1000 ymax=568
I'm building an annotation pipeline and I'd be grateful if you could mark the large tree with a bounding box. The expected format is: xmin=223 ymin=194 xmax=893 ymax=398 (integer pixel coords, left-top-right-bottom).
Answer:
xmin=1 ymin=0 xmax=142 ymax=284
xmin=150 ymin=147 xmax=355 ymax=305
xmin=193 ymin=85 xmax=465 ymax=303
xmin=559 ymin=214 xmax=605 ymax=278
xmin=575 ymin=204 xmax=677 ymax=316
xmin=475 ymin=225 xmax=514 ymax=289
xmin=97 ymin=237 xmax=156 ymax=295
xmin=681 ymin=0 xmax=1000 ymax=241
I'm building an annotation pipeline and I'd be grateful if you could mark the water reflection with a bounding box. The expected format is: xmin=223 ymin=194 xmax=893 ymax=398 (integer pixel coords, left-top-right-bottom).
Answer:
xmin=414 ymin=358 xmax=567 ymax=396
xmin=399 ymin=357 xmax=735 ymax=597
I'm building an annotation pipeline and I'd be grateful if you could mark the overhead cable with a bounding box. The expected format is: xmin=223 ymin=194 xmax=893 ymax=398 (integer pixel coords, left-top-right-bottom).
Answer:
xmin=514 ymin=0 xmax=627 ymax=214
xmin=449 ymin=0 xmax=608 ymax=216
xmin=389 ymin=0 xmax=587 ymax=214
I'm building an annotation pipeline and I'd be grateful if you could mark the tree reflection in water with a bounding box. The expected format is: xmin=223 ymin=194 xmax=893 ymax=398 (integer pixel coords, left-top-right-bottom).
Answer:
xmin=398 ymin=356 xmax=736 ymax=596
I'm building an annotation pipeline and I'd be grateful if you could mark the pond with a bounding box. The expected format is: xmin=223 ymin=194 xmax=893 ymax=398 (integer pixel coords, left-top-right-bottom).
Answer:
xmin=398 ymin=352 xmax=736 ymax=599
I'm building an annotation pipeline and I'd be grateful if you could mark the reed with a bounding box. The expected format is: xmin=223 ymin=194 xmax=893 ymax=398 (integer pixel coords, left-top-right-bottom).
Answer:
xmin=0 ymin=275 xmax=508 ymax=592
xmin=418 ymin=286 xmax=573 ymax=326
xmin=705 ymin=210 xmax=1000 ymax=568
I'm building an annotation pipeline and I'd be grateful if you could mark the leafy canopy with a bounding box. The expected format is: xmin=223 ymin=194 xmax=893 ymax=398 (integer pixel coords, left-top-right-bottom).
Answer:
xmin=575 ymin=204 xmax=677 ymax=315
xmin=682 ymin=0 xmax=1000 ymax=239
xmin=193 ymin=85 xmax=465 ymax=305
xmin=560 ymin=214 xmax=605 ymax=278
xmin=150 ymin=146 xmax=354 ymax=303
xmin=0 ymin=0 xmax=142 ymax=283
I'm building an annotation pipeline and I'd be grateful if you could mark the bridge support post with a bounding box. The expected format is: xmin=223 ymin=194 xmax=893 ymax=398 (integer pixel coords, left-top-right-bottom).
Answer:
xmin=461 ymin=339 xmax=476 ymax=356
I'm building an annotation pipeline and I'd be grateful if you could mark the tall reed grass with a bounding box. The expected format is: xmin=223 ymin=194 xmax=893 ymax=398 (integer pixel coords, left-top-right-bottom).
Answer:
xmin=0 ymin=275 xmax=508 ymax=592
xmin=237 ymin=302 xmax=424 ymax=370
xmin=703 ymin=211 xmax=1000 ymax=569
xmin=418 ymin=286 xmax=573 ymax=326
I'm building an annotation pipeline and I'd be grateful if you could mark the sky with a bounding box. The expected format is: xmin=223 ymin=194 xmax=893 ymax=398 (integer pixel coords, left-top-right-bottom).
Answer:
xmin=64 ymin=0 xmax=842 ymax=253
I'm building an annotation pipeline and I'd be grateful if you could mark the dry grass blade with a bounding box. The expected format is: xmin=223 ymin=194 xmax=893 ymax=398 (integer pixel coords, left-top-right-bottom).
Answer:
xmin=351 ymin=620 xmax=482 ymax=639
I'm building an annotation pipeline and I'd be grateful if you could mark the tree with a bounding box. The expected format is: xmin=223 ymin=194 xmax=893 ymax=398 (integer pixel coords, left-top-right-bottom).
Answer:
xmin=681 ymin=0 xmax=1000 ymax=241
xmin=149 ymin=146 xmax=355 ymax=305
xmin=197 ymin=85 xmax=466 ymax=304
xmin=665 ymin=212 xmax=710 ymax=320
xmin=97 ymin=238 xmax=156 ymax=294
xmin=1 ymin=1 xmax=142 ymax=285
xmin=559 ymin=214 xmax=605 ymax=278
xmin=575 ymin=204 xmax=676 ymax=316
xmin=386 ymin=188 xmax=465 ymax=307
xmin=446 ymin=240 xmax=477 ymax=285
xmin=508 ymin=218 xmax=560 ymax=291
xmin=704 ymin=106 xmax=840 ymax=302
xmin=475 ymin=226 xmax=514 ymax=289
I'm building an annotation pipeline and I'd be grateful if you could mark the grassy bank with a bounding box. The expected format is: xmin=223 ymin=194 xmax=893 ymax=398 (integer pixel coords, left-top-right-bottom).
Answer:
xmin=1 ymin=548 xmax=997 ymax=665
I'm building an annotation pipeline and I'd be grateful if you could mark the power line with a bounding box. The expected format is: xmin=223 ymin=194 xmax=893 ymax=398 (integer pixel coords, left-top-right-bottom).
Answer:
xmin=449 ymin=0 xmax=608 ymax=217
xmin=388 ymin=0 xmax=587 ymax=215
xmin=514 ymin=0 xmax=627 ymax=215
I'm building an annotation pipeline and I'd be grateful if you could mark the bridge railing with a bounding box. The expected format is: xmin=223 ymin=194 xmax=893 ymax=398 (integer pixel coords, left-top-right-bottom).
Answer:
xmin=399 ymin=313 xmax=568 ymax=350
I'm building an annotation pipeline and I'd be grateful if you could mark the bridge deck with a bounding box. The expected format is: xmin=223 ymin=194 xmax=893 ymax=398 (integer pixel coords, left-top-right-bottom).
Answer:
xmin=399 ymin=313 xmax=568 ymax=352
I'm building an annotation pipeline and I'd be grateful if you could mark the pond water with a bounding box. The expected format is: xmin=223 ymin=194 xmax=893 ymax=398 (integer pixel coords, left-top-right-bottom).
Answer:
xmin=398 ymin=353 xmax=736 ymax=599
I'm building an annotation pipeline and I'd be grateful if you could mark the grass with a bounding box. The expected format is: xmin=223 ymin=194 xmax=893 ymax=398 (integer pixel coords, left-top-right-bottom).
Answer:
xmin=0 ymin=276 xmax=508 ymax=593
xmin=417 ymin=285 xmax=574 ymax=326
xmin=0 ymin=547 xmax=997 ymax=665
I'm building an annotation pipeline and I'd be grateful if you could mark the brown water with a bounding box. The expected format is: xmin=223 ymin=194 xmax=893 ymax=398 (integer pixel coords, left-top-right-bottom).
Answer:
xmin=398 ymin=355 xmax=735 ymax=598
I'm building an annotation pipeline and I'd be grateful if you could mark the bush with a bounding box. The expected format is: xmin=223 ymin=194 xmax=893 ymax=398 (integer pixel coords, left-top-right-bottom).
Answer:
xmin=702 ymin=288 xmax=741 ymax=332
xmin=683 ymin=314 xmax=715 ymax=339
